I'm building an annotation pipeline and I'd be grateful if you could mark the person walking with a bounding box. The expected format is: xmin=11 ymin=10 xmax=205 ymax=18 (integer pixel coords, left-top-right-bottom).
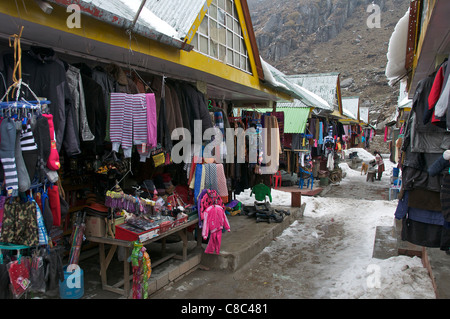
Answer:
xmin=374 ymin=151 xmax=385 ymax=180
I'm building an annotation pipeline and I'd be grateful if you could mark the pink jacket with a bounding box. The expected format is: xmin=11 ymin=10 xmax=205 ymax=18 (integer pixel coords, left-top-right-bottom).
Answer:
xmin=202 ymin=205 xmax=231 ymax=240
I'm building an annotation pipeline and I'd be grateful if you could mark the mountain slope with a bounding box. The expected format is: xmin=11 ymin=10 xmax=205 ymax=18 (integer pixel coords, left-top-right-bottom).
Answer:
xmin=247 ymin=0 xmax=411 ymax=129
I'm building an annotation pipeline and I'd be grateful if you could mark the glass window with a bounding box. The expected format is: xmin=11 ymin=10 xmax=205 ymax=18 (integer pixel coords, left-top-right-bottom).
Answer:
xmin=226 ymin=0 xmax=233 ymax=14
xmin=227 ymin=49 xmax=233 ymax=64
xmin=226 ymin=29 xmax=233 ymax=47
xmin=210 ymin=4 xmax=217 ymax=20
xmin=192 ymin=33 xmax=198 ymax=49
xmin=200 ymin=35 xmax=209 ymax=55
xmin=192 ymin=0 xmax=250 ymax=73
xmin=199 ymin=16 xmax=208 ymax=36
xmin=233 ymin=34 xmax=239 ymax=51
xmin=219 ymin=44 xmax=226 ymax=62
xmin=226 ymin=15 xmax=233 ymax=30
xmin=210 ymin=39 xmax=218 ymax=59
xmin=233 ymin=19 xmax=239 ymax=33
xmin=217 ymin=8 xmax=226 ymax=25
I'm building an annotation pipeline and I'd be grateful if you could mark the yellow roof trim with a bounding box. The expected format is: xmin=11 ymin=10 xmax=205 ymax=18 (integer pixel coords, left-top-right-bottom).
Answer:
xmin=0 ymin=0 xmax=287 ymax=100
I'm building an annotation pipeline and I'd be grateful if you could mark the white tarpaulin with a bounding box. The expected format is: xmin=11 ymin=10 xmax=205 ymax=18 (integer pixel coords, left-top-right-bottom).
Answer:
xmin=385 ymin=9 xmax=410 ymax=86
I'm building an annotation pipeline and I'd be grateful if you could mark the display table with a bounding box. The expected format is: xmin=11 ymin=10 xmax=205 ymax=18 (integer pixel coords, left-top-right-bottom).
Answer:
xmin=86 ymin=218 xmax=200 ymax=298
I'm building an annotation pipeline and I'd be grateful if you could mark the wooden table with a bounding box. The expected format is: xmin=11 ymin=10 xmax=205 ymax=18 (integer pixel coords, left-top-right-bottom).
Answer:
xmin=86 ymin=218 xmax=200 ymax=298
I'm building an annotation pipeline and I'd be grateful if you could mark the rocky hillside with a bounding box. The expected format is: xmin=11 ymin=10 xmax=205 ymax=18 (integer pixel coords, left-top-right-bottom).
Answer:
xmin=247 ymin=0 xmax=411 ymax=133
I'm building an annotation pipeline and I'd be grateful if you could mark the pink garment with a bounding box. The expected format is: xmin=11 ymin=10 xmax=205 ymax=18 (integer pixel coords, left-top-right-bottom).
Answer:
xmin=202 ymin=205 xmax=230 ymax=254
xmin=146 ymin=93 xmax=157 ymax=148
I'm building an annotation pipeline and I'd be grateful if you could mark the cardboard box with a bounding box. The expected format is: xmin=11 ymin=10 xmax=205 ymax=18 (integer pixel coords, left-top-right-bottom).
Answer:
xmin=85 ymin=216 xmax=106 ymax=237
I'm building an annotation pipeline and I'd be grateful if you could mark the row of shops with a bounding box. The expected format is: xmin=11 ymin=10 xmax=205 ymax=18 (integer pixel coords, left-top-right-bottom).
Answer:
xmin=384 ymin=1 xmax=450 ymax=252
xmin=0 ymin=0 xmax=374 ymax=299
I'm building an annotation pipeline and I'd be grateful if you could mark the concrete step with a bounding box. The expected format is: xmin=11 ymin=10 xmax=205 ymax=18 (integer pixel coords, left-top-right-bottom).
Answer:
xmin=200 ymin=204 xmax=306 ymax=272
xmin=372 ymin=219 xmax=424 ymax=259
xmin=372 ymin=225 xmax=398 ymax=259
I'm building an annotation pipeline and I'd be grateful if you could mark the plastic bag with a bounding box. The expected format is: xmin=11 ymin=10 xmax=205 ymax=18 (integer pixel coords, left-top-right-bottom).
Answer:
xmin=30 ymin=250 xmax=46 ymax=293
xmin=7 ymin=259 xmax=30 ymax=299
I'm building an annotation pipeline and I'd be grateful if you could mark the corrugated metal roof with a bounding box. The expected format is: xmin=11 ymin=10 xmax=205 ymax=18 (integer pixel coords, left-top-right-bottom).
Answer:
xmin=145 ymin=0 xmax=207 ymax=39
xmin=359 ymin=106 xmax=369 ymax=124
xmin=342 ymin=96 xmax=359 ymax=120
xmin=49 ymin=0 xmax=194 ymax=51
xmin=286 ymin=73 xmax=340 ymax=111
xmin=261 ymin=59 xmax=332 ymax=110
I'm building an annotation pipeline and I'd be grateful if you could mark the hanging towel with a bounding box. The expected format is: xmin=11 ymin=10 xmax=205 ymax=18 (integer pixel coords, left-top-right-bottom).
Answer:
xmin=146 ymin=93 xmax=157 ymax=148
xmin=318 ymin=121 xmax=323 ymax=145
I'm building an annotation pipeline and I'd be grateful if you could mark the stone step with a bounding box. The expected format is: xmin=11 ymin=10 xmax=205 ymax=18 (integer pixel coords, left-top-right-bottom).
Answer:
xmin=372 ymin=226 xmax=398 ymax=259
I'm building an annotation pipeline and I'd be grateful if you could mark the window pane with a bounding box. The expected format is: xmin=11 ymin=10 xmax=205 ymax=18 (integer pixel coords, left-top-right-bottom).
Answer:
xmin=210 ymin=21 xmax=219 ymax=42
xmin=218 ymin=23 xmax=226 ymax=44
xmin=217 ymin=8 xmax=226 ymax=24
xmin=209 ymin=4 xmax=217 ymax=20
xmin=218 ymin=0 xmax=225 ymax=9
xmin=240 ymin=55 xmax=246 ymax=70
xmin=240 ymin=38 xmax=246 ymax=54
xmin=200 ymin=35 xmax=209 ymax=54
xmin=227 ymin=48 xmax=233 ymax=64
xmin=192 ymin=33 xmax=198 ymax=50
xmin=199 ymin=16 xmax=208 ymax=36
xmin=226 ymin=15 xmax=233 ymax=29
xmin=234 ymin=52 xmax=239 ymax=67
xmin=210 ymin=39 xmax=218 ymax=59
xmin=226 ymin=30 xmax=233 ymax=47
xmin=219 ymin=45 xmax=226 ymax=62
xmin=233 ymin=34 xmax=239 ymax=51
xmin=226 ymin=0 xmax=232 ymax=14
xmin=233 ymin=19 xmax=239 ymax=33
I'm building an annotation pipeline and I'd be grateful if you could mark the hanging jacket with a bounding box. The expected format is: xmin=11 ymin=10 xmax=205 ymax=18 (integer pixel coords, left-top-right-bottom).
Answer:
xmin=3 ymin=47 xmax=76 ymax=154
xmin=408 ymin=75 xmax=450 ymax=154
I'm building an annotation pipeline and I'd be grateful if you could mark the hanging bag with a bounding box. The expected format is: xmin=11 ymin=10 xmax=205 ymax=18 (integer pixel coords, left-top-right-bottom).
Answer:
xmin=151 ymin=147 xmax=165 ymax=167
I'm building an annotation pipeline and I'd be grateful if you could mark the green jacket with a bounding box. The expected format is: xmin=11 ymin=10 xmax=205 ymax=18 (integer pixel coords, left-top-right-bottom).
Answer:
xmin=250 ymin=183 xmax=272 ymax=202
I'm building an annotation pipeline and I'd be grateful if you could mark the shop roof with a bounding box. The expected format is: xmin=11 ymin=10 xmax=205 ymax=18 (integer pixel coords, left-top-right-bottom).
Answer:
xmin=341 ymin=96 xmax=359 ymax=121
xmin=285 ymin=73 xmax=340 ymax=112
xmin=261 ymin=60 xmax=332 ymax=111
xmin=359 ymin=106 xmax=369 ymax=125
xmin=47 ymin=0 xmax=194 ymax=51
xmin=143 ymin=0 xmax=207 ymax=40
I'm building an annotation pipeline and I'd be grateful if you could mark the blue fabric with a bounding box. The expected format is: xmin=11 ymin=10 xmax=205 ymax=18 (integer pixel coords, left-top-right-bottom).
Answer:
xmin=395 ymin=190 xmax=445 ymax=225
xmin=318 ymin=122 xmax=323 ymax=145
xmin=194 ymin=164 xmax=203 ymax=204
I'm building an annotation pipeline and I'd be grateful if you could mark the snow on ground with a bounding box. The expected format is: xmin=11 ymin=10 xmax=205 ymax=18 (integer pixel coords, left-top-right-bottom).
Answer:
xmin=344 ymin=147 xmax=376 ymax=163
xmin=236 ymin=153 xmax=436 ymax=299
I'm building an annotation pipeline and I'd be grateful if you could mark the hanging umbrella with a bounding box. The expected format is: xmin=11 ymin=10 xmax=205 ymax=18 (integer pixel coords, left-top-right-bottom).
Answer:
xmin=68 ymin=211 xmax=86 ymax=265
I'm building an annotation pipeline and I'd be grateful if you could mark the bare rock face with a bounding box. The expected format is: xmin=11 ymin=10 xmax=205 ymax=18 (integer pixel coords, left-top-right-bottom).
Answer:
xmin=247 ymin=0 xmax=410 ymax=127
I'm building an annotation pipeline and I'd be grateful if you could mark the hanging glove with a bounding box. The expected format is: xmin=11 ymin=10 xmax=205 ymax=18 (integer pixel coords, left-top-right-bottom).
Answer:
xmin=42 ymin=114 xmax=61 ymax=171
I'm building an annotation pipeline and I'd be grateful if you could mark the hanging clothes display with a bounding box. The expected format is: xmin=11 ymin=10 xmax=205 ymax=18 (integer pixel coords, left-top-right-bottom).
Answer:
xmin=396 ymin=59 xmax=450 ymax=251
